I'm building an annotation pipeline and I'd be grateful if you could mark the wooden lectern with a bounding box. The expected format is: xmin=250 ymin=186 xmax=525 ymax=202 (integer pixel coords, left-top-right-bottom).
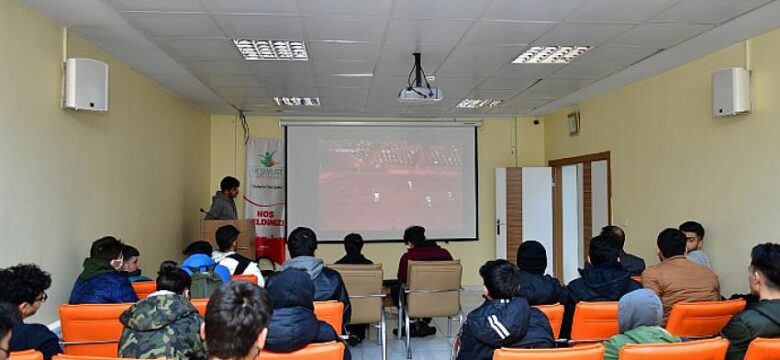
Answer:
xmin=198 ymin=219 xmax=256 ymax=259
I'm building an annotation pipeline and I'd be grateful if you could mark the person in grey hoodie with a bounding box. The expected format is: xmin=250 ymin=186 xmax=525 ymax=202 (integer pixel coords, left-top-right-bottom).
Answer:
xmin=204 ymin=176 xmax=240 ymax=220
xmin=277 ymin=227 xmax=351 ymax=334
xmin=604 ymin=289 xmax=681 ymax=360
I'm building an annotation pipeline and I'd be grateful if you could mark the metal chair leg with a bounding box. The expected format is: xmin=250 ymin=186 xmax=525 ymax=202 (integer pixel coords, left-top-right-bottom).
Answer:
xmin=397 ymin=291 xmax=404 ymax=341
xmin=405 ymin=310 xmax=412 ymax=359
xmin=381 ymin=310 xmax=387 ymax=360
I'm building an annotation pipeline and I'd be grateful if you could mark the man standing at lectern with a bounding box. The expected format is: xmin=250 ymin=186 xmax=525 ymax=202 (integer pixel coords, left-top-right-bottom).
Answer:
xmin=205 ymin=176 xmax=240 ymax=220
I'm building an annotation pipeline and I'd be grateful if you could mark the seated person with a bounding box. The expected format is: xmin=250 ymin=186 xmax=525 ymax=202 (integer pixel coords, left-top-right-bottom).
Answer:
xmin=567 ymin=235 xmax=642 ymax=302
xmin=180 ymin=241 xmax=231 ymax=283
xmin=120 ymin=245 xmax=152 ymax=282
xmin=202 ymin=282 xmax=272 ymax=360
xmin=515 ymin=240 xmax=571 ymax=306
xmin=278 ymin=227 xmax=351 ymax=332
xmin=395 ymin=225 xmax=454 ymax=337
xmin=601 ymin=225 xmax=646 ymax=276
xmin=457 ymin=260 xmax=554 ymax=360
xmin=119 ymin=261 xmax=207 ymax=360
xmin=722 ymin=243 xmax=780 ymax=360
xmin=335 ymin=233 xmax=373 ymax=265
xmin=642 ymin=228 xmax=720 ymax=324
xmin=211 ymin=225 xmax=264 ymax=286
xmin=0 ymin=303 xmax=20 ymax=360
xmin=265 ymin=268 xmax=349 ymax=359
xmin=0 ymin=265 xmax=61 ymax=359
xmin=604 ymin=289 xmax=680 ymax=360
xmin=69 ymin=236 xmax=138 ymax=304
xmin=679 ymin=221 xmax=711 ymax=268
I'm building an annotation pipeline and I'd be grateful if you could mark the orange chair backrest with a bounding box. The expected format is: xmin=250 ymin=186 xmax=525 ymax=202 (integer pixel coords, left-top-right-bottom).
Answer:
xmin=191 ymin=298 xmax=208 ymax=316
xmin=130 ymin=281 xmax=156 ymax=299
xmin=493 ymin=343 xmax=604 ymax=359
xmin=231 ymin=274 xmax=258 ymax=285
xmin=744 ymin=337 xmax=780 ymax=360
xmin=59 ymin=303 xmax=132 ymax=356
xmin=570 ymin=301 xmax=619 ymax=342
xmin=666 ymin=299 xmax=746 ymax=338
xmin=53 ymin=356 xmax=148 ymax=360
xmin=619 ymin=337 xmax=728 ymax=360
xmin=258 ymin=341 xmax=345 ymax=360
xmin=313 ymin=301 xmax=344 ymax=335
xmin=9 ymin=350 xmax=43 ymax=360
xmin=533 ymin=304 xmax=564 ymax=340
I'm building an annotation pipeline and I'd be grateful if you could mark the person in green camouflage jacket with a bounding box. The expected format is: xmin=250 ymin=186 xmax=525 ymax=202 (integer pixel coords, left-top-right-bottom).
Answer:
xmin=118 ymin=261 xmax=207 ymax=360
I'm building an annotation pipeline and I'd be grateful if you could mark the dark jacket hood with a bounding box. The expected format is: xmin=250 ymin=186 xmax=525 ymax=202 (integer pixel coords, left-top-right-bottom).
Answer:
xmin=119 ymin=293 xmax=199 ymax=331
xmin=579 ymin=265 xmax=634 ymax=297
xmin=754 ymin=300 xmax=780 ymax=325
xmin=518 ymin=270 xmax=563 ymax=305
xmin=268 ymin=268 xmax=315 ymax=310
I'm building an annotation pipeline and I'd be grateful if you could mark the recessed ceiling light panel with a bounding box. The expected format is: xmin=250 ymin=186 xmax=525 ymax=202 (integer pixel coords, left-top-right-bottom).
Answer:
xmin=233 ymin=39 xmax=309 ymax=61
xmin=457 ymin=99 xmax=504 ymax=109
xmin=273 ymin=97 xmax=321 ymax=106
xmin=512 ymin=46 xmax=591 ymax=64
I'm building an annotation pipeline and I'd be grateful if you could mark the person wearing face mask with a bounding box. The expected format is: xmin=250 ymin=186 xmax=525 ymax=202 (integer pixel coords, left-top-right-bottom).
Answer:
xmin=121 ymin=245 xmax=153 ymax=282
xmin=119 ymin=261 xmax=207 ymax=360
xmin=69 ymin=236 xmax=139 ymax=304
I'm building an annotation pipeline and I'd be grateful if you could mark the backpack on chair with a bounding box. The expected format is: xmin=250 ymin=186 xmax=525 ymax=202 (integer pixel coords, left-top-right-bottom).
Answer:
xmin=187 ymin=264 xmax=224 ymax=298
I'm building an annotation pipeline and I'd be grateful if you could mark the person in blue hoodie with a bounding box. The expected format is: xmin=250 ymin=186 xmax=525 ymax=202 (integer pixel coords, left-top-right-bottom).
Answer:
xmin=265 ymin=268 xmax=350 ymax=359
xmin=457 ymin=260 xmax=554 ymax=360
xmin=69 ymin=236 xmax=138 ymax=304
xmin=180 ymin=241 xmax=231 ymax=283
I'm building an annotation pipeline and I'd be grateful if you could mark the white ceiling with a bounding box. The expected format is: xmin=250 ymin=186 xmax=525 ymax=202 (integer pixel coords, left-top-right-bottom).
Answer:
xmin=19 ymin=0 xmax=780 ymax=116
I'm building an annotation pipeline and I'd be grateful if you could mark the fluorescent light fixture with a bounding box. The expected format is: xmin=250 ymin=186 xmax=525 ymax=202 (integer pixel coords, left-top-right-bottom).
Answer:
xmin=233 ymin=39 xmax=309 ymax=61
xmin=457 ymin=99 xmax=504 ymax=109
xmin=512 ymin=46 xmax=591 ymax=64
xmin=330 ymin=73 xmax=374 ymax=77
xmin=273 ymin=97 xmax=321 ymax=106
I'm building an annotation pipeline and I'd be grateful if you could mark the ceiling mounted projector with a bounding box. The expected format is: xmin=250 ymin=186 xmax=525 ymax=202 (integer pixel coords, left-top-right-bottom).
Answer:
xmin=399 ymin=52 xmax=442 ymax=104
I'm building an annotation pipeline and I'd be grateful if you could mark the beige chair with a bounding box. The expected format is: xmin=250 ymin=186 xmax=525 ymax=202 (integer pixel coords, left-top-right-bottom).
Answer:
xmin=329 ymin=264 xmax=387 ymax=360
xmin=400 ymin=260 xmax=463 ymax=359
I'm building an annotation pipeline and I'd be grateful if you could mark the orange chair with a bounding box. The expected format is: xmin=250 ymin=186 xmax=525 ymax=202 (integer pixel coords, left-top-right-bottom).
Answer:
xmin=534 ymin=304 xmax=564 ymax=340
xmin=666 ymin=299 xmax=746 ymax=338
xmin=493 ymin=343 xmax=604 ymax=359
xmin=9 ymin=350 xmax=43 ymax=360
xmin=259 ymin=341 xmax=345 ymax=360
xmin=570 ymin=301 xmax=619 ymax=344
xmin=231 ymin=274 xmax=259 ymax=285
xmin=59 ymin=303 xmax=132 ymax=356
xmin=313 ymin=301 xmax=344 ymax=335
xmin=619 ymin=337 xmax=728 ymax=360
xmin=53 ymin=356 xmax=145 ymax=360
xmin=130 ymin=281 xmax=156 ymax=299
xmin=744 ymin=337 xmax=780 ymax=360
xmin=192 ymin=298 xmax=208 ymax=316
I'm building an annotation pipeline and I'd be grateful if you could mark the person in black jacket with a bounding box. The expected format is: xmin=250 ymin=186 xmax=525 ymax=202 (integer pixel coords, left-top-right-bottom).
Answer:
xmin=0 ymin=264 xmax=61 ymax=360
xmin=278 ymin=227 xmax=351 ymax=334
xmin=334 ymin=233 xmax=372 ymax=345
xmin=457 ymin=260 xmax=554 ymax=360
xmin=722 ymin=243 xmax=780 ymax=360
xmin=266 ymin=268 xmax=350 ymax=359
xmin=601 ymin=225 xmax=646 ymax=276
xmin=516 ymin=241 xmax=572 ymax=306
xmin=0 ymin=302 xmax=20 ymax=360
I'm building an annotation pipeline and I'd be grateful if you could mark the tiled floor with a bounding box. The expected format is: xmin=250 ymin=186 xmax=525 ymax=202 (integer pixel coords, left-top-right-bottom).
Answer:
xmin=348 ymin=288 xmax=484 ymax=360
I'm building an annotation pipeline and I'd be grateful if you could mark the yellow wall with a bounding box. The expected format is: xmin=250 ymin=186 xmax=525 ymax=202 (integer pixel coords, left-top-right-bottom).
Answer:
xmin=544 ymin=28 xmax=780 ymax=296
xmin=210 ymin=115 xmax=546 ymax=285
xmin=0 ymin=0 xmax=211 ymax=322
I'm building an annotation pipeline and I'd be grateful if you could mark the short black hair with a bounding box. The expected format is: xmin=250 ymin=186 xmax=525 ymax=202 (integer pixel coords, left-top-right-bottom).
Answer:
xmin=288 ymin=227 xmax=317 ymax=258
xmin=589 ymin=235 xmax=620 ymax=266
xmin=657 ymin=228 xmax=687 ymax=258
xmin=751 ymin=243 xmax=780 ymax=289
xmin=0 ymin=302 xmax=21 ymax=341
xmin=90 ymin=236 xmax=124 ymax=261
xmin=183 ymin=241 xmax=213 ymax=256
xmin=156 ymin=261 xmax=191 ymax=295
xmin=344 ymin=233 xmax=364 ymax=254
xmin=601 ymin=225 xmax=626 ymax=250
xmin=0 ymin=264 xmax=52 ymax=306
xmin=121 ymin=245 xmax=140 ymax=260
xmin=479 ymin=260 xmax=520 ymax=299
xmin=205 ymin=282 xmax=272 ymax=359
xmin=403 ymin=226 xmax=426 ymax=247
xmin=216 ymin=225 xmax=241 ymax=252
xmin=220 ymin=176 xmax=240 ymax=192
xmin=679 ymin=221 xmax=705 ymax=239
